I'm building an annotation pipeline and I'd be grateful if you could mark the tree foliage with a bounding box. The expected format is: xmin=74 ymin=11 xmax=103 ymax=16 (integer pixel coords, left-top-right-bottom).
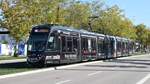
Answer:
xmin=0 ymin=0 xmax=150 ymax=49
xmin=135 ymin=24 xmax=150 ymax=45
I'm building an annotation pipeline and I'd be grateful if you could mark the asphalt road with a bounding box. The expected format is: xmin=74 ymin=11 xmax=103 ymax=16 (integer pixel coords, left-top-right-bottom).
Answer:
xmin=0 ymin=54 xmax=150 ymax=84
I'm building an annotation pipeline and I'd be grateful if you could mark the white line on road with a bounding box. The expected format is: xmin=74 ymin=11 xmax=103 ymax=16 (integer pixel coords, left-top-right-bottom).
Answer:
xmin=88 ymin=71 xmax=102 ymax=76
xmin=56 ymin=80 xmax=72 ymax=84
xmin=136 ymin=73 xmax=150 ymax=84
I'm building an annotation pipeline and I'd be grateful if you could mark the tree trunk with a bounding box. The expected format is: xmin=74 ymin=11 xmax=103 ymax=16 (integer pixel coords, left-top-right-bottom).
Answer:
xmin=13 ymin=43 xmax=18 ymax=57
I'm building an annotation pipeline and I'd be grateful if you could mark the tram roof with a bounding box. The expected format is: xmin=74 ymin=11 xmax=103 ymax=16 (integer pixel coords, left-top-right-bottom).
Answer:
xmin=51 ymin=25 xmax=105 ymax=37
xmin=32 ymin=24 xmax=131 ymax=41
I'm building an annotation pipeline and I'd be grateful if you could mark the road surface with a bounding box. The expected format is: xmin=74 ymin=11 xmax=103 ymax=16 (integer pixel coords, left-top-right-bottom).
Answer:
xmin=0 ymin=54 xmax=150 ymax=84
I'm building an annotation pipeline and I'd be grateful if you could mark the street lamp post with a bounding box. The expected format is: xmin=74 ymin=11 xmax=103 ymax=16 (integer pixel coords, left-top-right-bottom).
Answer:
xmin=88 ymin=16 xmax=99 ymax=32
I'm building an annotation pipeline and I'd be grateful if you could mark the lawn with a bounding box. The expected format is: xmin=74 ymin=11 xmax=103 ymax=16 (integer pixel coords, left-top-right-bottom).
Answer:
xmin=0 ymin=62 xmax=37 ymax=75
xmin=0 ymin=56 xmax=37 ymax=75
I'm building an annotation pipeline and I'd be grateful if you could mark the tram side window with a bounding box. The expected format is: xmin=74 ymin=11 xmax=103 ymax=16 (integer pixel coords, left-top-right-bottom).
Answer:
xmin=103 ymin=38 xmax=109 ymax=50
xmin=67 ymin=37 xmax=73 ymax=52
xmin=117 ymin=41 xmax=119 ymax=51
xmin=62 ymin=36 xmax=66 ymax=52
xmin=73 ymin=37 xmax=78 ymax=52
xmin=98 ymin=39 xmax=104 ymax=53
xmin=125 ymin=42 xmax=127 ymax=50
xmin=110 ymin=40 xmax=114 ymax=51
xmin=117 ymin=41 xmax=121 ymax=52
xmin=91 ymin=38 xmax=96 ymax=50
xmin=122 ymin=42 xmax=125 ymax=50
xmin=81 ymin=38 xmax=88 ymax=51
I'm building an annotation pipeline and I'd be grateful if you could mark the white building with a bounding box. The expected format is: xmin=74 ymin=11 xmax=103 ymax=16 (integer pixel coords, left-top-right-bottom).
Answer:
xmin=0 ymin=28 xmax=12 ymax=43
xmin=0 ymin=28 xmax=27 ymax=56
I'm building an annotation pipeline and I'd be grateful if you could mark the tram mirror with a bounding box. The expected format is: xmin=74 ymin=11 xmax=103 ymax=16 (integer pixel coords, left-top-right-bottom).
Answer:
xmin=58 ymin=30 xmax=61 ymax=33
xmin=48 ymin=37 xmax=54 ymax=42
xmin=28 ymin=45 xmax=32 ymax=51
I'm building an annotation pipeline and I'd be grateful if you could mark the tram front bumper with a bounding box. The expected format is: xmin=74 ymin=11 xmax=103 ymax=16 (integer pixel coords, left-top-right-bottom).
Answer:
xmin=27 ymin=56 xmax=44 ymax=63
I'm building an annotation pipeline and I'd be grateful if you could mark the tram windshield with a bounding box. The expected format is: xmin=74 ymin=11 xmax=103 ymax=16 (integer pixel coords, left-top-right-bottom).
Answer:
xmin=27 ymin=34 xmax=48 ymax=51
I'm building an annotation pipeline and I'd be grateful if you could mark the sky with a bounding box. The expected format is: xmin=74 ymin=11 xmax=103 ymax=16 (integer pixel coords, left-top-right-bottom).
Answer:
xmin=0 ymin=0 xmax=150 ymax=27
xmin=80 ymin=0 xmax=150 ymax=27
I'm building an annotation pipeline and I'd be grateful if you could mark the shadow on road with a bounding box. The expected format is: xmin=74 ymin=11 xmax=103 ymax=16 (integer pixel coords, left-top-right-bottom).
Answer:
xmin=0 ymin=62 xmax=68 ymax=69
xmin=58 ymin=58 xmax=150 ymax=73
xmin=104 ymin=59 xmax=150 ymax=66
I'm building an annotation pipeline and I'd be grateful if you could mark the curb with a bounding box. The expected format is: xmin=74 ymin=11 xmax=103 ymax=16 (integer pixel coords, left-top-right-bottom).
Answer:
xmin=0 ymin=59 xmax=26 ymax=64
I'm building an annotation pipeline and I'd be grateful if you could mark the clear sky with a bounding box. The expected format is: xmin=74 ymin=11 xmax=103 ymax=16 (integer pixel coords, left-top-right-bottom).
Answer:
xmin=80 ymin=0 xmax=150 ymax=27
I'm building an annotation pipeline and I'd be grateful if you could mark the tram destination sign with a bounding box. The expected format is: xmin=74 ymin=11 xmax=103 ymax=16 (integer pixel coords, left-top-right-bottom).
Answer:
xmin=34 ymin=29 xmax=49 ymax=33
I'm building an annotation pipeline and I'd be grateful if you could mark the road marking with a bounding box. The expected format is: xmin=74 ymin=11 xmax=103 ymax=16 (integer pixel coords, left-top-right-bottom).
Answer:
xmin=56 ymin=80 xmax=72 ymax=84
xmin=88 ymin=71 xmax=102 ymax=76
xmin=136 ymin=73 xmax=150 ymax=84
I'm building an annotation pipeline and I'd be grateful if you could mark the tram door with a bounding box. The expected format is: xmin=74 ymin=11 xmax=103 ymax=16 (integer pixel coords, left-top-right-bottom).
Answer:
xmin=81 ymin=37 xmax=89 ymax=60
xmin=104 ymin=37 xmax=110 ymax=59
xmin=97 ymin=37 xmax=105 ymax=59
xmin=81 ymin=37 xmax=97 ymax=61
xmin=88 ymin=38 xmax=97 ymax=60
xmin=60 ymin=35 xmax=80 ymax=63
xmin=110 ymin=37 xmax=116 ymax=58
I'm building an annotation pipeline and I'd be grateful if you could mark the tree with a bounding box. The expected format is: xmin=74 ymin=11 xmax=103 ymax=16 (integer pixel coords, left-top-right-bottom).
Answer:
xmin=135 ymin=24 xmax=150 ymax=52
xmin=92 ymin=5 xmax=137 ymax=40
xmin=1 ymin=0 xmax=150 ymax=55
xmin=63 ymin=0 xmax=91 ymax=29
xmin=0 ymin=0 xmax=67 ymax=56
xmin=93 ymin=5 xmax=123 ymax=35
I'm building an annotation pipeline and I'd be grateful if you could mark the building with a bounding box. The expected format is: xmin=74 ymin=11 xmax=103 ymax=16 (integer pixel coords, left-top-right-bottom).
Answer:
xmin=0 ymin=28 xmax=12 ymax=43
xmin=0 ymin=28 xmax=27 ymax=56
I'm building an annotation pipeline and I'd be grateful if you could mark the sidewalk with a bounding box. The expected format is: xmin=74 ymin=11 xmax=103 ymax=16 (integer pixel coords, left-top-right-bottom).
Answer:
xmin=0 ymin=59 xmax=26 ymax=64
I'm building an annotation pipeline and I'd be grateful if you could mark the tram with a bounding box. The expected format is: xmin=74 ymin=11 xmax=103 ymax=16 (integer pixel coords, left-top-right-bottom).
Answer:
xmin=27 ymin=24 xmax=135 ymax=66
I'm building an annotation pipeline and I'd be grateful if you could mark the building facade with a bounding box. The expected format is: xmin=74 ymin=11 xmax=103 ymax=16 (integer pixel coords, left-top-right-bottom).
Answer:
xmin=0 ymin=28 xmax=27 ymax=56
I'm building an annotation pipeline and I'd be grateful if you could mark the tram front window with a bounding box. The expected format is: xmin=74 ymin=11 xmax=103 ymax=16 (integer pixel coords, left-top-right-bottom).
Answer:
xmin=28 ymin=34 xmax=48 ymax=51
xmin=28 ymin=41 xmax=46 ymax=51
